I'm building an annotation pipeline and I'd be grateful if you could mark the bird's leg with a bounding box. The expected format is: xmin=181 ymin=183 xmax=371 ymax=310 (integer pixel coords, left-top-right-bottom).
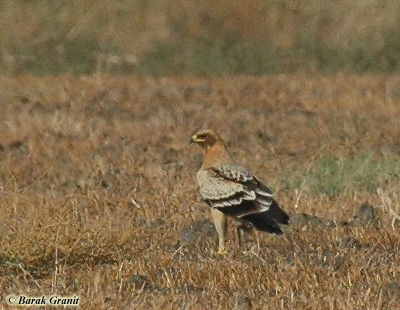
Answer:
xmin=253 ymin=229 xmax=260 ymax=254
xmin=236 ymin=223 xmax=253 ymax=249
xmin=211 ymin=208 xmax=228 ymax=255
xmin=236 ymin=225 xmax=244 ymax=248
xmin=236 ymin=224 xmax=247 ymax=248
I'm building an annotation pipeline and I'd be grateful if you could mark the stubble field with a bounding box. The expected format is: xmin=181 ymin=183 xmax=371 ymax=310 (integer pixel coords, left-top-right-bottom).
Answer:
xmin=0 ymin=74 xmax=399 ymax=309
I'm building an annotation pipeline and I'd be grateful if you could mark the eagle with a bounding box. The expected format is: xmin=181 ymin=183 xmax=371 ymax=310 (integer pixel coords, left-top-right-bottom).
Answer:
xmin=191 ymin=129 xmax=289 ymax=254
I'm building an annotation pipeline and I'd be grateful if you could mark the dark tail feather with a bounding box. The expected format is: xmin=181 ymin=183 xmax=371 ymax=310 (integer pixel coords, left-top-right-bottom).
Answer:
xmin=265 ymin=200 xmax=289 ymax=225
xmin=241 ymin=200 xmax=289 ymax=234
xmin=241 ymin=212 xmax=283 ymax=234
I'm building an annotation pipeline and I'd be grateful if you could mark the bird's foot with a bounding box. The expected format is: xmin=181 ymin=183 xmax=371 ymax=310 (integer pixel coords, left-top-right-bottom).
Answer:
xmin=213 ymin=248 xmax=228 ymax=256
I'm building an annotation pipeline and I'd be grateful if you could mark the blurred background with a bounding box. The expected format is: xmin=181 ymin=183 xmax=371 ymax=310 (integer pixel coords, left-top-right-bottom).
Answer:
xmin=1 ymin=0 xmax=400 ymax=76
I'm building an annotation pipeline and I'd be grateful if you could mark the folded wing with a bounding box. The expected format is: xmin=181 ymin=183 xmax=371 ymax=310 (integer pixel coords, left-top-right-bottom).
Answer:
xmin=197 ymin=165 xmax=289 ymax=234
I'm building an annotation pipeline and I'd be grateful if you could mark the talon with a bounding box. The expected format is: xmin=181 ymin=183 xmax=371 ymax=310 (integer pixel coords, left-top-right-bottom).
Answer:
xmin=217 ymin=249 xmax=227 ymax=255
xmin=212 ymin=249 xmax=228 ymax=255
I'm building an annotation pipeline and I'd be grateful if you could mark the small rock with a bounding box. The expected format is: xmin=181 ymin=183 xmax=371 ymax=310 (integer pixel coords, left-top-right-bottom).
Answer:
xmin=234 ymin=295 xmax=253 ymax=310
xmin=130 ymin=274 xmax=153 ymax=290
xmin=349 ymin=202 xmax=378 ymax=226
xmin=340 ymin=236 xmax=362 ymax=250
xmin=180 ymin=219 xmax=217 ymax=244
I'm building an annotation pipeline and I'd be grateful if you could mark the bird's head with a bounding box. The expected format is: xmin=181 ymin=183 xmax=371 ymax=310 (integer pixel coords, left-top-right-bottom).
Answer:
xmin=190 ymin=129 xmax=223 ymax=149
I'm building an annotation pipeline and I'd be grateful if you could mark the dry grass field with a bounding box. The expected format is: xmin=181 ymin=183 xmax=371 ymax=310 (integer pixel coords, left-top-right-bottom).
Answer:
xmin=0 ymin=74 xmax=400 ymax=309
xmin=1 ymin=0 xmax=400 ymax=74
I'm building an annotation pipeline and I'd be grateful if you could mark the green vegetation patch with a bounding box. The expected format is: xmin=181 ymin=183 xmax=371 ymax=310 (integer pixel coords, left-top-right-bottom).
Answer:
xmin=279 ymin=152 xmax=400 ymax=197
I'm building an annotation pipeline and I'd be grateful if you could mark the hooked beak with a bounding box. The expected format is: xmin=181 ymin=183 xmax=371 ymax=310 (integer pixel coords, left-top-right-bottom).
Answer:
xmin=190 ymin=134 xmax=197 ymax=144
